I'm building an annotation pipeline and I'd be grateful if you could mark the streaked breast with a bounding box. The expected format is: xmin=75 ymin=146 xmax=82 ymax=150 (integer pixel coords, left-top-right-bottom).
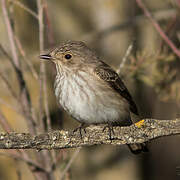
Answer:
xmin=54 ymin=71 xmax=130 ymax=124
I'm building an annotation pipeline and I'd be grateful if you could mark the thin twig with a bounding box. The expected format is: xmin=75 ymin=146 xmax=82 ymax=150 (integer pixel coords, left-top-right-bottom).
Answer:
xmin=0 ymin=109 xmax=37 ymax=177
xmin=8 ymin=0 xmax=38 ymax=19
xmin=1 ymin=0 xmax=36 ymax=134
xmin=14 ymin=35 xmax=39 ymax=80
xmin=0 ymin=44 xmax=16 ymax=68
xmin=0 ymin=152 xmax=48 ymax=173
xmin=37 ymin=0 xmax=46 ymax=132
xmin=0 ymin=109 xmax=12 ymax=132
xmin=0 ymin=69 xmax=19 ymax=101
xmin=82 ymin=9 xmax=177 ymax=42
xmin=60 ymin=147 xmax=81 ymax=180
xmin=37 ymin=1 xmax=54 ymax=178
xmin=1 ymin=2 xmax=51 ymax=179
xmin=37 ymin=0 xmax=51 ymax=131
xmin=43 ymin=81 xmax=51 ymax=131
xmin=117 ymin=42 xmax=134 ymax=75
xmin=1 ymin=0 xmax=19 ymax=67
xmin=0 ymin=97 xmax=30 ymax=168
xmin=159 ymin=15 xmax=177 ymax=52
xmin=135 ymin=0 xmax=180 ymax=58
xmin=0 ymin=44 xmax=38 ymax=122
xmin=43 ymin=0 xmax=57 ymax=170
xmin=44 ymin=1 xmax=55 ymax=46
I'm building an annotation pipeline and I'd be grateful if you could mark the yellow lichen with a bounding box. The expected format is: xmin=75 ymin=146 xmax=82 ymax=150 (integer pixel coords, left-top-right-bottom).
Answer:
xmin=135 ymin=119 xmax=145 ymax=128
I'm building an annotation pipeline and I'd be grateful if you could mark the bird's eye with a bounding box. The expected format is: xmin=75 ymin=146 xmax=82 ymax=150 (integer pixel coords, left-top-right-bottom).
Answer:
xmin=64 ymin=54 xmax=72 ymax=60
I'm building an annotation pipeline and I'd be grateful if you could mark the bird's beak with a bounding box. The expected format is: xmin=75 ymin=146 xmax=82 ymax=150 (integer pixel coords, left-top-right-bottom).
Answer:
xmin=39 ymin=54 xmax=52 ymax=60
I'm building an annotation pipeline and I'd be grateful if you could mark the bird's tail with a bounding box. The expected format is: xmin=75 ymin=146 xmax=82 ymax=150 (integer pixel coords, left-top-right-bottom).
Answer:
xmin=128 ymin=143 xmax=148 ymax=154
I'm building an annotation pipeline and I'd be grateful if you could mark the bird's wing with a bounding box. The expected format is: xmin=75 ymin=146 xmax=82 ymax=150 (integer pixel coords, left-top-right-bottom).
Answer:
xmin=94 ymin=62 xmax=139 ymax=116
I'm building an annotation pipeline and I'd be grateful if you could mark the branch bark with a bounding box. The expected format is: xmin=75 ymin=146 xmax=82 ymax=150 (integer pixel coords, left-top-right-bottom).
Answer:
xmin=0 ymin=118 xmax=179 ymax=150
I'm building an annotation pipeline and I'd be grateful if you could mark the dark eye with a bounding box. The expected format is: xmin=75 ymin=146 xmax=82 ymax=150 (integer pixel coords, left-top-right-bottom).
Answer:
xmin=64 ymin=54 xmax=72 ymax=60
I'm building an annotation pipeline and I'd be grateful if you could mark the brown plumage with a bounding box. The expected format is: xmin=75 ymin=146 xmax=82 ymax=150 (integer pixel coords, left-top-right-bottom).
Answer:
xmin=95 ymin=62 xmax=148 ymax=154
xmin=40 ymin=40 xmax=148 ymax=154
xmin=95 ymin=62 xmax=139 ymax=116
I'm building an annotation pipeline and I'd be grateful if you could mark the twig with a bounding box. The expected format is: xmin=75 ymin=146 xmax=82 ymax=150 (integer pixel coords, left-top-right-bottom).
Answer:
xmin=0 ymin=152 xmax=47 ymax=173
xmin=60 ymin=147 xmax=81 ymax=180
xmin=117 ymin=41 xmax=134 ymax=75
xmin=0 ymin=43 xmax=16 ymax=68
xmin=43 ymin=1 xmax=57 ymax=171
xmin=37 ymin=0 xmax=45 ymax=132
xmin=0 ymin=118 xmax=179 ymax=149
xmin=1 ymin=0 xmax=36 ymax=134
xmin=8 ymin=0 xmax=38 ymax=19
xmin=44 ymin=1 xmax=55 ymax=46
xmin=82 ymin=8 xmax=177 ymax=42
xmin=1 ymin=0 xmax=19 ymax=67
xmin=135 ymin=0 xmax=180 ymax=58
xmin=0 ymin=44 xmax=38 ymax=126
xmin=37 ymin=0 xmax=51 ymax=131
xmin=159 ymin=16 xmax=177 ymax=52
xmin=0 ymin=109 xmax=12 ymax=132
xmin=0 ymin=45 xmax=38 ymax=123
xmin=0 ymin=106 xmax=40 ymax=178
xmin=14 ymin=36 xmax=39 ymax=80
xmin=37 ymin=1 xmax=54 ymax=178
xmin=0 ymin=69 xmax=19 ymax=101
xmin=0 ymin=102 xmax=30 ymax=168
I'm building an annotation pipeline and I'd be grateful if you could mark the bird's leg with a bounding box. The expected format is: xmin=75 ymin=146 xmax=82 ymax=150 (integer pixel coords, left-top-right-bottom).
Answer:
xmin=103 ymin=123 xmax=115 ymax=140
xmin=73 ymin=123 xmax=86 ymax=139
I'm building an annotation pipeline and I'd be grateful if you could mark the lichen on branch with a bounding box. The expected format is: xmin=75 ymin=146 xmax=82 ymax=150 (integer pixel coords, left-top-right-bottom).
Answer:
xmin=0 ymin=118 xmax=179 ymax=150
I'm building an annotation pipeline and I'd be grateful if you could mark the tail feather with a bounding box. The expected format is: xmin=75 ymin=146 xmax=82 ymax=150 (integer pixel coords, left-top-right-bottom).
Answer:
xmin=128 ymin=112 xmax=149 ymax=154
xmin=128 ymin=143 xmax=148 ymax=154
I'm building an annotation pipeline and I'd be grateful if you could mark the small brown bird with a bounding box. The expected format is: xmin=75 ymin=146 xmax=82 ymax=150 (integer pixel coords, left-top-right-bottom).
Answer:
xmin=40 ymin=41 xmax=148 ymax=154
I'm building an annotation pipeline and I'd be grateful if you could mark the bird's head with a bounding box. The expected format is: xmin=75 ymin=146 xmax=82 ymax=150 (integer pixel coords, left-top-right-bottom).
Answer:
xmin=40 ymin=41 xmax=98 ymax=71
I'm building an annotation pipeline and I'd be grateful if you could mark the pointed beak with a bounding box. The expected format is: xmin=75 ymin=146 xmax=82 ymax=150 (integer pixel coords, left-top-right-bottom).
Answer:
xmin=39 ymin=54 xmax=52 ymax=60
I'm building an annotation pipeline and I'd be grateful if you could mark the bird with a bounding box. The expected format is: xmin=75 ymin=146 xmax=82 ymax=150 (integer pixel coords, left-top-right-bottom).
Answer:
xmin=40 ymin=40 xmax=148 ymax=154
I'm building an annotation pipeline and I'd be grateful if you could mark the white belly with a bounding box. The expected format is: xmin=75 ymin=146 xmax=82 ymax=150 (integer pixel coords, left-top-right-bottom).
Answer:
xmin=54 ymin=71 xmax=130 ymax=124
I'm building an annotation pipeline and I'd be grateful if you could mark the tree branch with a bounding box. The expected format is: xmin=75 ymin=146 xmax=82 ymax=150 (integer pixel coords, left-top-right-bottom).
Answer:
xmin=0 ymin=119 xmax=179 ymax=150
xmin=135 ymin=0 xmax=180 ymax=58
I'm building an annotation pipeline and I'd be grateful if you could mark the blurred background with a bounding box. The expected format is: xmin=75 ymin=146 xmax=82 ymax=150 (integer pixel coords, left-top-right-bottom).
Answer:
xmin=0 ymin=0 xmax=180 ymax=179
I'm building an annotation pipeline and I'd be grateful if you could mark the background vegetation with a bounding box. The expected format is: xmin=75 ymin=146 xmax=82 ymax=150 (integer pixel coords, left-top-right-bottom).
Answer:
xmin=0 ymin=0 xmax=180 ymax=179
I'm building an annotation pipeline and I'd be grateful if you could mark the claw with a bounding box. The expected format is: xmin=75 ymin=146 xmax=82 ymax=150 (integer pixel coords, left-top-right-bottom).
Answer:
xmin=103 ymin=124 xmax=115 ymax=140
xmin=73 ymin=123 xmax=86 ymax=139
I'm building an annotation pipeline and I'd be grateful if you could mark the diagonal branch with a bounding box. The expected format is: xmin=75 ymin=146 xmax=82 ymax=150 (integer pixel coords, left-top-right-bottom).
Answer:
xmin=135 ymin=0 xmax=180 ymax=58
xmin=0 ymin=152 xmax=47 ymax=173
xmin=14 ymin=36 xmax=39 ymax=81
xmin=1 ymin=0 xmax=19 ymax=67
xmin=0 ymin=118 xmax=179 ymax=150
xmin=8 ymin=0 xmax=38 ymax=19
xmin=0 ymin=109 xmax=12 ymax=132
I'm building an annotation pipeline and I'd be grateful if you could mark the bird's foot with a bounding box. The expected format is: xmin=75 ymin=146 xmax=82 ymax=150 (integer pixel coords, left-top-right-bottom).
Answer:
xmin=103 ymin=124 xmax=115 ymax=140
xmin=73 ymin=123 xmax=86 ymax=139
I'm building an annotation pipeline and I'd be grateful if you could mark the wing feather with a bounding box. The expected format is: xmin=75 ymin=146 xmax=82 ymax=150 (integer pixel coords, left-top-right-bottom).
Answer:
xmin=94 ymin=62 xmax=139 ymax=116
